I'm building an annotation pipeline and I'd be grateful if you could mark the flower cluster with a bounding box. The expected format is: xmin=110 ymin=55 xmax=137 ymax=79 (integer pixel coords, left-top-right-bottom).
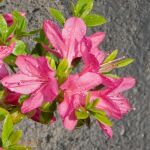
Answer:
xmin=0 ymin=0 xmax=136 ymax=149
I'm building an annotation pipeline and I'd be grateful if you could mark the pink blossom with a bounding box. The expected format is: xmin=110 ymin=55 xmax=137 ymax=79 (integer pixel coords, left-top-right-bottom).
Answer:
xmin=98 ymin=123 xmax=113 ymax=138
xmin=0 ymin=61 xmax=8 ymax=80
xmin=91 ymin=77 xmax=135 ymax=137
xmin=3 ymin=12 xmax=26 ymax=26
xmin=0 ymin=43 xmax=15 ymax=60
xmin=91 ymin=77 xmax=135 ymax=119
xmin=43 ymin=17 xmax=86 ymax=65
xmin=43 ymin=17 xmax=107 ymax=66
xmin=58 ymin=72 xmax=102 ymax=130
xmin=2 ymin=55 xmax=58 ymax=113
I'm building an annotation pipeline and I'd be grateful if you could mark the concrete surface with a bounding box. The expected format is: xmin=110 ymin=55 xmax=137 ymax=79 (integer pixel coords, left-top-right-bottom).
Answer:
xmin=0 ymin=0 xmax=150 ymax=150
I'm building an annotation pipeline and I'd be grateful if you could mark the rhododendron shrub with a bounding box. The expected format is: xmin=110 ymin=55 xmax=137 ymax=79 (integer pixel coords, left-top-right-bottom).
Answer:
xmin=0 ymin=0 xmax=136 ymax=149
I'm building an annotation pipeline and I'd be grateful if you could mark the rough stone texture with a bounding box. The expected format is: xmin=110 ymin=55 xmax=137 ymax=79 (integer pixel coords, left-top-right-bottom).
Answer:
xmin=0 ymin=0 xmax=150 ymax=150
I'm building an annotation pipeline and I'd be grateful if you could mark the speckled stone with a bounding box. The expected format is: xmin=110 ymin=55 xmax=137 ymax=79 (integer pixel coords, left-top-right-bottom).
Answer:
xmin=0 ymin=0 xmax=149 ymax=150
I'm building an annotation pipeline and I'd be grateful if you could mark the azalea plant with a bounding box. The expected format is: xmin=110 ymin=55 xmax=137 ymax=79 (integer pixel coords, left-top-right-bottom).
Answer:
xmin=0 ymin=0 xmax=136 ymax=149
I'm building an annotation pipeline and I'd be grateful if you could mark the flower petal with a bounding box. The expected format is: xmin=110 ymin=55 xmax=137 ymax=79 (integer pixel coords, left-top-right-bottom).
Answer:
xmin=0 ymin=43 xmax=15 ymax=59
xmin=88 ymin=32 xmax=105 ymax=48
xmin=61 ymin=72 xmax=102 ymax=94
xmin=0 ymin=62 xmax=8 ymax=80
xmin=21 ymin=89 xmax=44 ymax=113
xmin=110 ymin=77 xmax=136 ymax=94
xmin=43 ymin=20 xmax=65 ymax=56
xmin=62 ymin=17 xmax=86 ymax=64
xmin=98 ymin=123 xmax=113 ymax=138
xmin=109 ymin=94 xmax=132 ymax=115
xmin=2 ymin=73 xmax=42 ymax=94
xmin=16 ymin=55 xmax=53 ymax=77
xmin=63 ymin=112 xmax=77 ymax=131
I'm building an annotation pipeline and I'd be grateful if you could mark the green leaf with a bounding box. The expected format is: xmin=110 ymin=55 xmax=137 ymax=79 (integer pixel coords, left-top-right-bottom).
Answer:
xmin=40 ymin=111 xmax=53 ymax=124
xmin=116 ymin=58 xmax=134 ymax=68
xmin=8 ymin=145 xmax=31 ymax=150
xmin=85 ymin=92 xmax=91 ymax=106
xmin=86 ymin=98 xmax=100 ymax=109
xmin=83 ymin=14 xmax=107 ymax=27
xmin=88 ymin=108 xmax=106 ymax=115
xmin=49 ymin=8 xmax=65 ymax=25
xmin=56 ymin=59 xmax=71 ymax=84
xmin=75 ymin=109 xmax=89 ymax=120
xmin=74 ymin=0 xmax=94 ymax=18
xmin=0 ymin=107 xmax=9 ymax=120
xmin=46 ymin=53 xmax=57 ymax=70
xmin=104 ymin=73 xmax=120 ymax=79
xmin=18 ymin=95 xmax=29 ymax=105
xmin=57 ymin=59 xmax=68 ymax=74
xmin=0 ymin=15 xmax=8 ymax=41
xmin=11 ymin=111 xmax=24 ymax=124
xmin=103 ymin=49 xmax=118 ymax=63
xmin=4 ymin=54 xmax=16 ymax=66
xmin=12 ymin=11 xmax=27 ymax=37
xmin=8 ymin=130 xmax=22 ymax=145
xmin=13 ymin=40 xmax=27 ymax=56
xmin=93 ymin=113 xmax=112 ymax=126
xmin=2 ymin=114 xmax=13 ymax=146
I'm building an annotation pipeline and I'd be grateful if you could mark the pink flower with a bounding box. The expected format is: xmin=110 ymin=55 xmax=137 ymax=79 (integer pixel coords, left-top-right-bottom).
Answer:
xmin=98 ymin=123 xmax=113 ymax=138
xmin=4 ymin=89 xmax=20 ymax=106
xmin=2 ymin=55 xmax=58 ymax=113
xmin=0 ymin=43 xmax=15 ymax=80
xmin=58 ymin=72 xmax=102 ymax=130
xmin=91 ymin=77 xmax=135 ymax=137
xmin=43 ymin=17 xmax=86 ymax=65
xmin=0 ymin=61 xmax=8 ymax=80
xmin=0 ymin=43 xmax=15 ymax=60
xmin=91 ymin=77 xmax=135 ymax=119
xmin=3 ymin=12 xmax=26 ymax=26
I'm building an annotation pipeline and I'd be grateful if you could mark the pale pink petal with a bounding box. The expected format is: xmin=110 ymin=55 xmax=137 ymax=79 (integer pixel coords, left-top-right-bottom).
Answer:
xmin=2 ymin=73 xmax=42 ymax=94
xmin=43 ymin=20 xmax=65 ymax=56
xmin=58 ymin=100 xmax=69 ymax=118
xmin=88 ymin=32 xmax=105 ymax=48
xmin=21 ymin=89 xmax=44 ymax=113
xmin=41 ymin=79 xmax=58 ymax=102
xmin=80 ymin=38 xmax=99 ymax=72
xmin=91 ymin=48 xmax=106 ymax=64
xmin=77 ymin=72 xmax=102 ymax=92
xmin=16 ymin=55 xmax=53 ymax=77
xmin=98 ymin=123 xmax=113 ymax=138
xmin=63 ymin=112 xmax=77 ymax=131
xmin=0 ymin=62 xmax=8 ymax=80
xmin=61 ymin=72 xmax=102 ymax=94
xmin=0 ymin=43 xmax=15 ymax=59
xmin=91 ymin=91 xmax=121 ymax=119
xmin=110 ymin=77 xmax=136 ymax=94
xmin=109 ymin=94 xmax=132 ymax=115
xmin=62 ymin=17 xmax=86 ymax=64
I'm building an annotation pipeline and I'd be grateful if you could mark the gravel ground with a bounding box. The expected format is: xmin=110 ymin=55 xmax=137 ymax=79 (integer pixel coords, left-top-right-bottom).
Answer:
xmin=0 ymin=0 xmax=150 ymax=150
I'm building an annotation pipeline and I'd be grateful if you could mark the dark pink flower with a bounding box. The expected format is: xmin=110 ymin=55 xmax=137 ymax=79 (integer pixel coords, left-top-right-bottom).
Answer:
xmin=2 ymin=55 xmax=58 ymax=113
xmin=3 ymin=12 xmax=26 ymax=26
xmin=91 ymin=77 xmax=135 ymax=137
xmin=43 ymin=17 xmax=86 ymax=65
xmin=58 ymin=72 xmax=102 ymax=130
xmin=0 ymin=43 xmax=15 ymax=60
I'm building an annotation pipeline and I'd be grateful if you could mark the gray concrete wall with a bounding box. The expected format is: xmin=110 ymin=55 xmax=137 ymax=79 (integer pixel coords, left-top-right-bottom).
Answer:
xmin=0 ymin=0 xmax=149 ymax=150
